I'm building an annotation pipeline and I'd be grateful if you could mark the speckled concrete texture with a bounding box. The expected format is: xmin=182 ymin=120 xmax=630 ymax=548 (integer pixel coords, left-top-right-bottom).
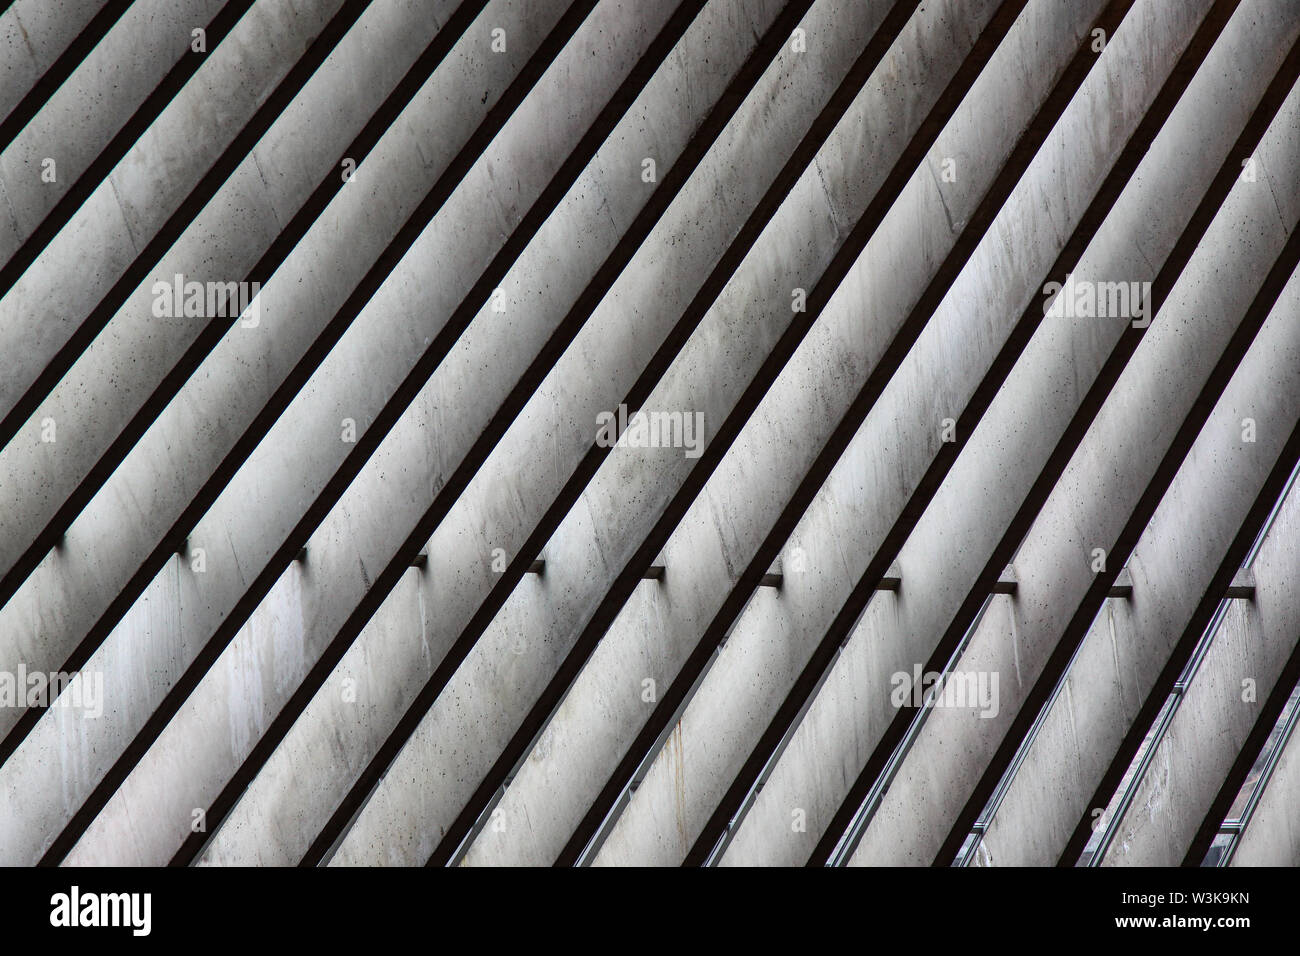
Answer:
xmin=0 ymin=0 xmax=1297 ymax=869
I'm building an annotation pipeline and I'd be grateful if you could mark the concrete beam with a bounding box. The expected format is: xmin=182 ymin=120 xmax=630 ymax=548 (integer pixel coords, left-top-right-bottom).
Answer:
xmin=598 ymin=0 xmax=1219 ymax=867
xmin=0 ymin=0 xmax=229 ymax=274
xmin=582 ymin=0 xmax=1161 ymax=869
xmin=0 ymin=0 xmax=1288 ymax=873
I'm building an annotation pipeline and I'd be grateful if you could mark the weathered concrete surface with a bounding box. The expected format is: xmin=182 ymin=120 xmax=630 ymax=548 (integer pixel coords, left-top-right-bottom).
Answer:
xmin=0 ymin=0 xmax=110 ymax=122
xmin=579 ymin=0 xmax=1215 ymax=867
xmin=0 ymin=0 xmax=1294 ymax=871
xmin=0 ymin=0 xmax=227 ymax=271
xmin=0 ymin=0 xmax=558 ymax=700
xmin=194 ymin=0 xmax=885 ymax=868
